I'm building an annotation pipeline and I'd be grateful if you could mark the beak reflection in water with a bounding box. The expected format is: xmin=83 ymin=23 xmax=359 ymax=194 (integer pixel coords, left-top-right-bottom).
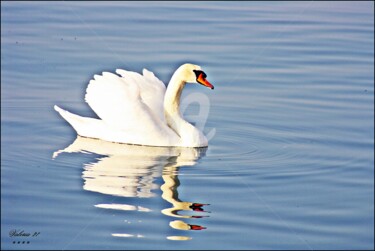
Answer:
xmin=53 ymin=136 xmax=210 ymax=241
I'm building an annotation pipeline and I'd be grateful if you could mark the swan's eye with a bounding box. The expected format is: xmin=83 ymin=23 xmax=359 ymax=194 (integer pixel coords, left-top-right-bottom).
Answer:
xmin=193 ymin=70 xmax=207 ymax=79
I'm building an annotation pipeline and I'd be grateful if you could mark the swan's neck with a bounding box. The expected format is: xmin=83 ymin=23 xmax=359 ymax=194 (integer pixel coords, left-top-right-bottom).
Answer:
xmin=164 ymin=73 xmax=187 ymax=137
xmin=164 ymin=73 xmax=185 ymax=117
xmin=163 ymin=68 xmax=208 ymax=147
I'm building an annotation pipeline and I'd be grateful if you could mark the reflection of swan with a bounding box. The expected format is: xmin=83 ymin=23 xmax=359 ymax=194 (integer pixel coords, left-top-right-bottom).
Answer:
xmin=169 ymin=220 xmax=206 ymax=231
xmin=54 ymin=63 xmax=214 ymax=147
xmin=53 ymin=136 xmax=209 ymax=238
xmin=54 ymin=136 xmax=206 ymax=198
xmin=161 ymin=165 xmax=209 ymax=219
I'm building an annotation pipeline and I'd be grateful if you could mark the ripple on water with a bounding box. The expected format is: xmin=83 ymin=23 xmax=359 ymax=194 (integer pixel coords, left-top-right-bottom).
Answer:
xmin=205 ymin=106 xmax=302 ymax=173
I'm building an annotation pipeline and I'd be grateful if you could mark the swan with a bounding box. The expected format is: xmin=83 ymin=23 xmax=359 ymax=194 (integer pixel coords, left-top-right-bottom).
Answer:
xmin=54 ymin=63 xmax=214 ymax=147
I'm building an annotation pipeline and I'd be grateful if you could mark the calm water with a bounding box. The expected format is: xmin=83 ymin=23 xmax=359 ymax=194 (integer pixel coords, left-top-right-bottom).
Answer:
xmin=1 ymin=1 xmax=374 ymax=250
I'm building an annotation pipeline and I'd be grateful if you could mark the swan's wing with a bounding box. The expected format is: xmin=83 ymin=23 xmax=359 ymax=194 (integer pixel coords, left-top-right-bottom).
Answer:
xmin=115 ymin=68 xmax=166 ymax=121
xmin=84 ymin=71 xmax=164 ymax=131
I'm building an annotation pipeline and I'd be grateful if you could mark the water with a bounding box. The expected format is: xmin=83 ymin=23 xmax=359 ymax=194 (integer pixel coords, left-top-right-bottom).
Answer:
xmin=1 ymin=1 xmax=374 ymax=250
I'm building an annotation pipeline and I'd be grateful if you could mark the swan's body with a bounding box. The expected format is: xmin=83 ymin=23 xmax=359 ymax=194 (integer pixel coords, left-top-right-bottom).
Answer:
xmin=54 ymin=63 xmax=214 ymax=147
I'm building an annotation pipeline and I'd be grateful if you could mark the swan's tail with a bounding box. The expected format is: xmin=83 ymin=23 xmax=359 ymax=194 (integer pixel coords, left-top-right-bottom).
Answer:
xmin=54 ymin=105 xmax=103 ymax=137
xmin=54 ymin=105 xmax=71 ymax=118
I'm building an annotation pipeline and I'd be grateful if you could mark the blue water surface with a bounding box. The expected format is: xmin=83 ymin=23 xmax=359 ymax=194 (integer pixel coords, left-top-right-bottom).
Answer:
xmin=1 ymin=1 xmax=374 ymax=250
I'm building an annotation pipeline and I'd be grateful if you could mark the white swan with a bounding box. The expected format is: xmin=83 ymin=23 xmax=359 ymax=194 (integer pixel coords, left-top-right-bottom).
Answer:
xmin=54 ymin=63 xmax=214 ymax=147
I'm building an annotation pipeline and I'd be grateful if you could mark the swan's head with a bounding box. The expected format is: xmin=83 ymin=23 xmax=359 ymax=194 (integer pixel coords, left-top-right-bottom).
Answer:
xmin=179 ymin=63 xmax=214 ymax=90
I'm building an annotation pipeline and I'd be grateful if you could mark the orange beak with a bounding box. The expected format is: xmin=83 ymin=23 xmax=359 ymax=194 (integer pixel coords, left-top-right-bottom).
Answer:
xmin=197 ymin=73 xmax=214 ymax=90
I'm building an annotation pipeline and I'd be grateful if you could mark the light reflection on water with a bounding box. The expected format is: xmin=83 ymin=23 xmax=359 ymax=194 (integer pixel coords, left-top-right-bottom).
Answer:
xmin=54 ymin=136 xmax=209 ymax=241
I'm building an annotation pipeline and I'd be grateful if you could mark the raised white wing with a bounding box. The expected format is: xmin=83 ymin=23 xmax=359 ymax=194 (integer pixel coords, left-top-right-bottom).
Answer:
xmin=84 ymin=69 xmax=166 ymax=132
xmin=116 ymin=68 xmax=166 ymax=121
